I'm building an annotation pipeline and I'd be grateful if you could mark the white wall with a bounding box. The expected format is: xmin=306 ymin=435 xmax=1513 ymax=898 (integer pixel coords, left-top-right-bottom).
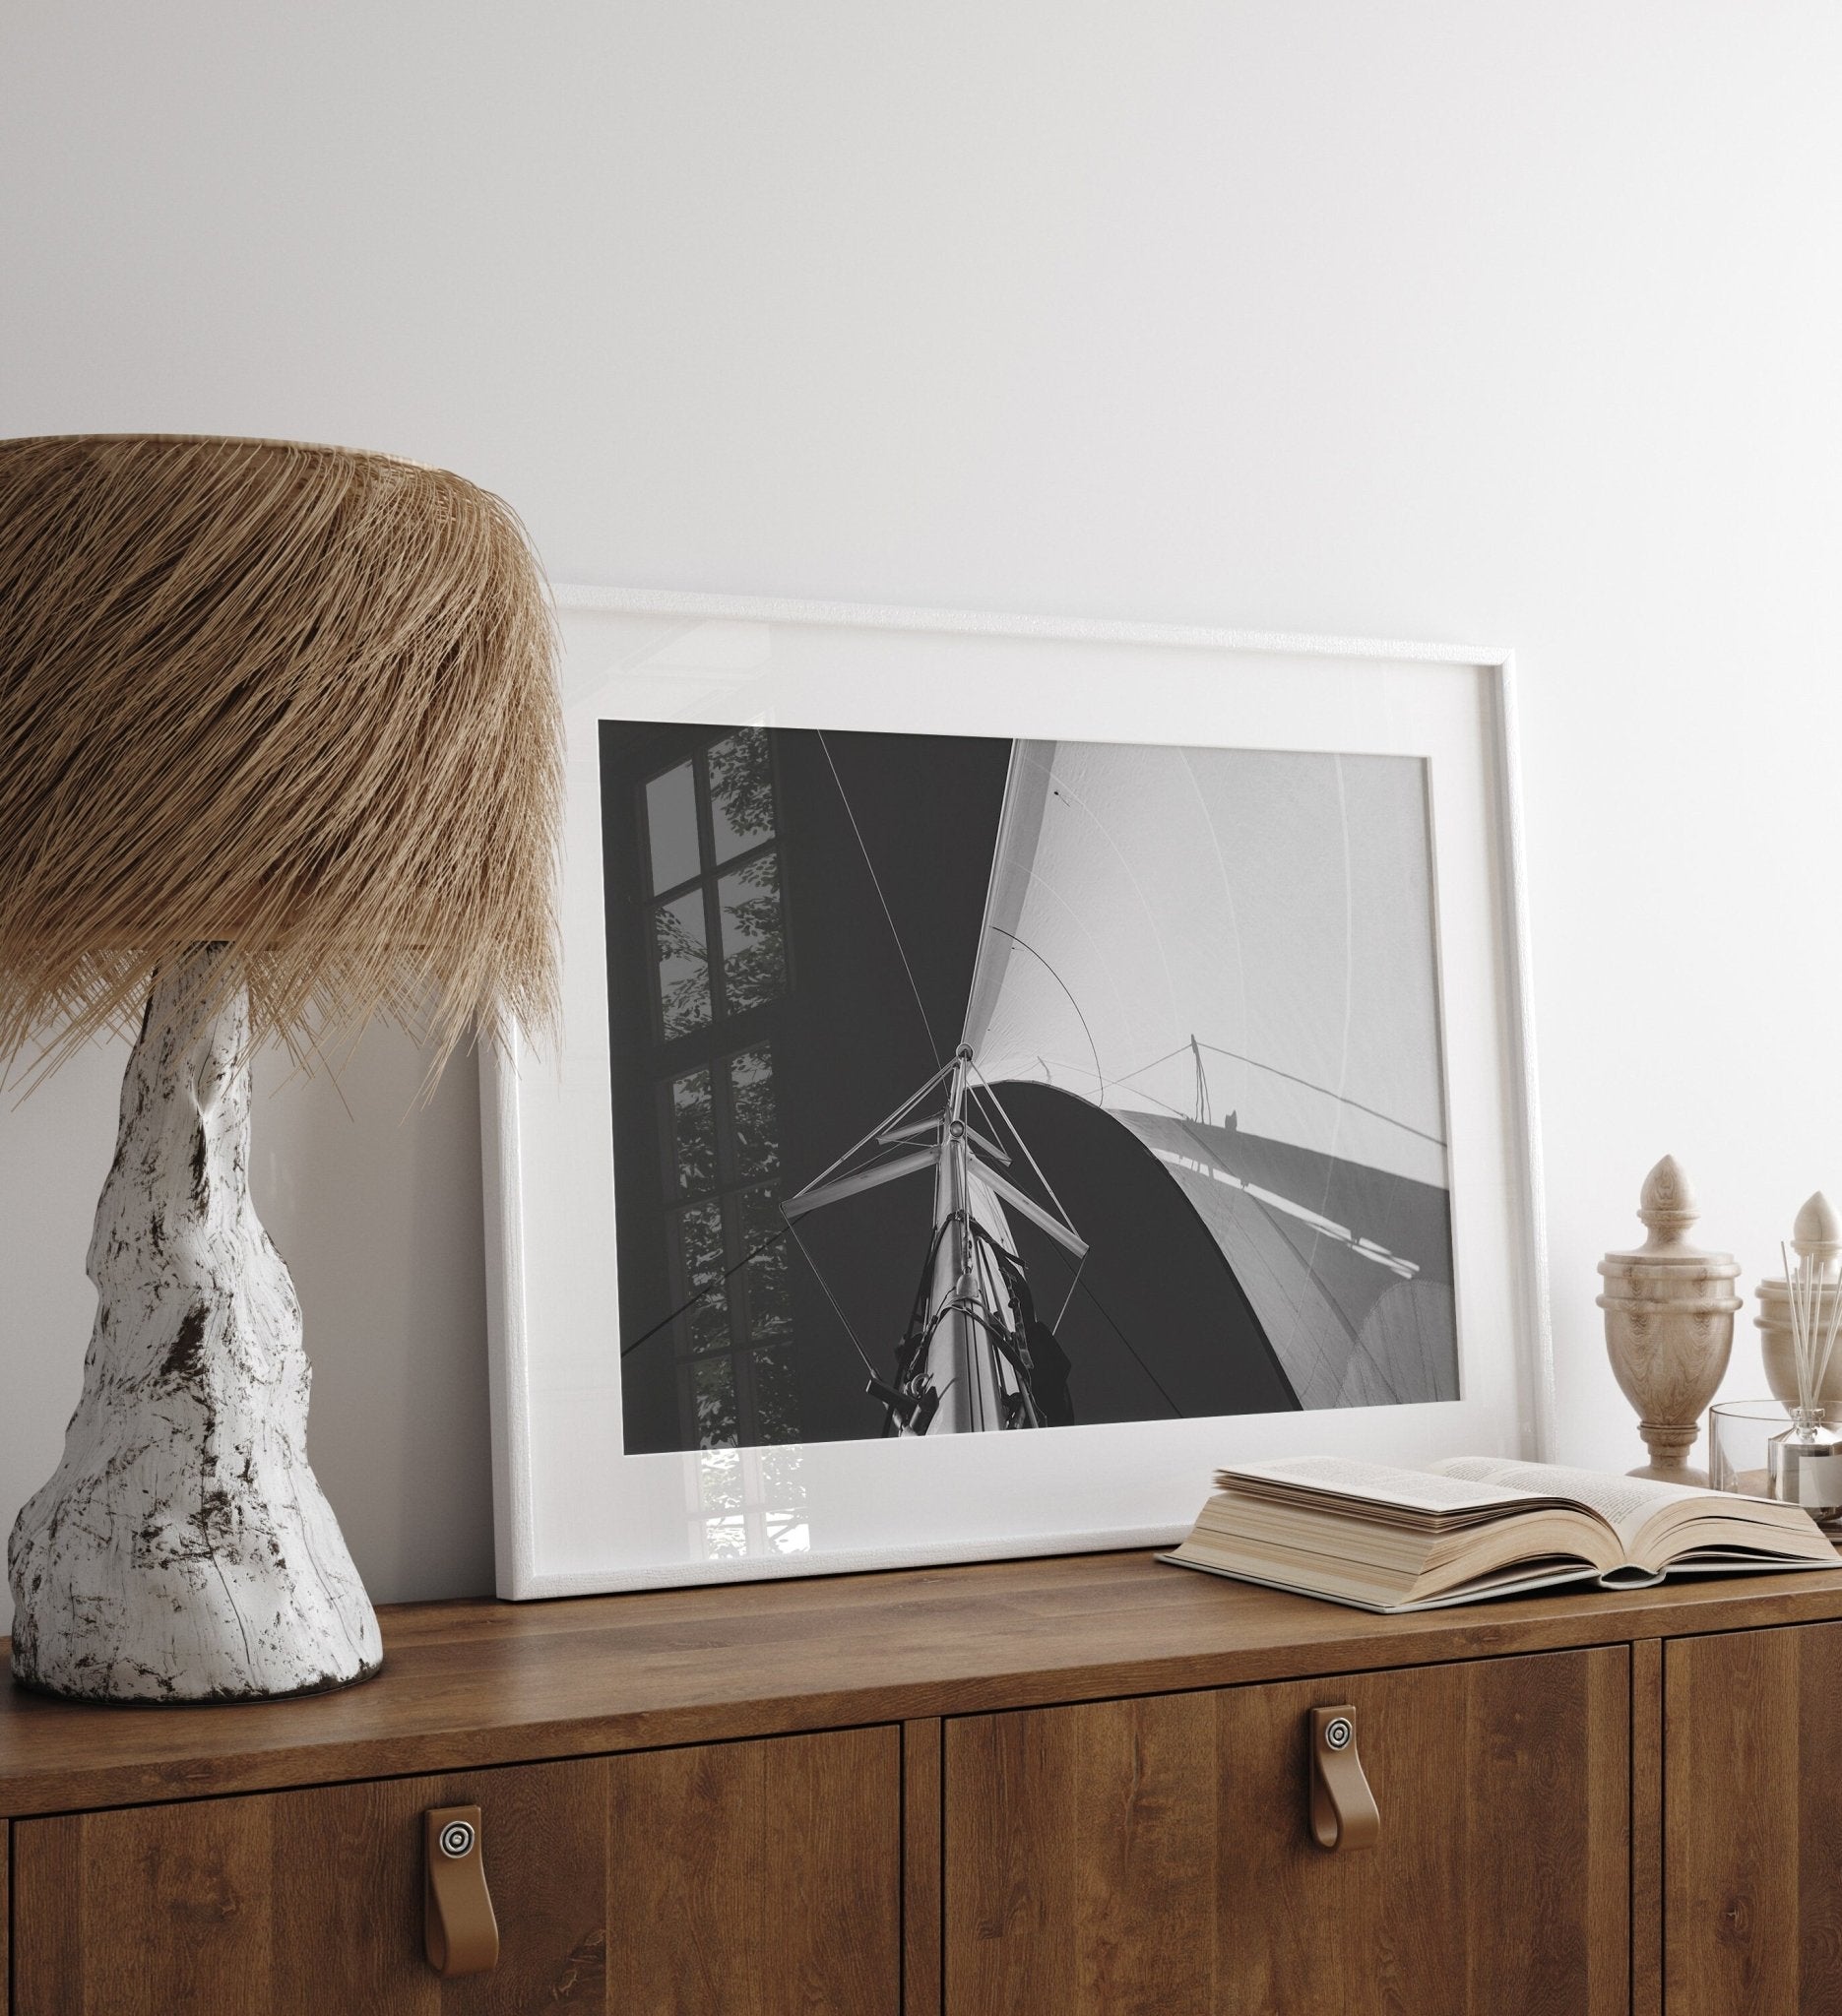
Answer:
xmin=4 ymin=3 xmax=1840 ymax=1625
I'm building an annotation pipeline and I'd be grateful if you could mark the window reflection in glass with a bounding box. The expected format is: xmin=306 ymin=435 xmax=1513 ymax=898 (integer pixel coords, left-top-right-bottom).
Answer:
xmin=736 ymin=1184 xmax=792 ymax=1340
xmin=669 ymin=1069 xmax=716 ymax=1197
xmin=675 ymin=1199 xmax=730 ymax=1355
xmin=692 ymin=1353 xmax=738 ymax=1449
xmin=707 ymin=729 xmax=775 ymax=864
xmin=640 ymin=729 xmax=803 ymax=1450
xmin=645 ymin=761 xmax=700 ymax=894
xmin=718 ymin=852 xmax=786 ymax=1013
xmin=728 ymin=1047 xmax=779 ymax=1183
xmin=654 ymin=892 xmax=711 ymax=1036
xmin=691 ymin=1446 xmax=807 ymax=1562
xmin=750 ymin=1349 xmax=800 ymax=1444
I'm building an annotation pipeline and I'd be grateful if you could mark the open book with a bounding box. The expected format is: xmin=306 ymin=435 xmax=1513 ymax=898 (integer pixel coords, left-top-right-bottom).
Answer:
xmin=1160 ymin=1454 xmax=1841 ymax=1612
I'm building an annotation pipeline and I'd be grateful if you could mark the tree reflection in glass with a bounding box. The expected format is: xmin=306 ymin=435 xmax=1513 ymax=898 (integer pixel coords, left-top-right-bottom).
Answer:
xmin=692 ymin=1353 xmax=738 ymax=1450
xmin=719 ymin=852 xmax=786 ymax=1013
xmin=641 ymin=727 xmax=804 ymax=1452
xmin=670 ymin=1068 xmax=716 ymax=1196
xmin=654 ymin=891 xmax=710 ymax=1035
xmin=708 ymin=729 xmax=775 ymax=863
xmin=728 ymin=1047 xmax=779 ymax=1182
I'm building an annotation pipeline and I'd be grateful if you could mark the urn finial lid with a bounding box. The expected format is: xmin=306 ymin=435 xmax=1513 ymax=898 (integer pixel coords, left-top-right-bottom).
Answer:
xmin=1637 ymin=1155 xmax=1696 ymax=1245
xmin=1793 ymin=1191 xmax=1842 ymax=1261
xmin=1599 ymin=1155 xmax=1737 ymax=1278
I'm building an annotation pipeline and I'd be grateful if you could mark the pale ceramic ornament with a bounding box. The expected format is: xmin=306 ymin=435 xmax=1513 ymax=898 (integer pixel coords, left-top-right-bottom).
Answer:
xmin=1756 ymin=1192 xmax=1842 ymax=1417
xmin=1758 ymin=1192 xmax=1842 ymax=1524
xmin=8 ymin=955 xmax=382 ymax=1700
xmin=1597 ymin=1157 xmax=1741 ymax=1486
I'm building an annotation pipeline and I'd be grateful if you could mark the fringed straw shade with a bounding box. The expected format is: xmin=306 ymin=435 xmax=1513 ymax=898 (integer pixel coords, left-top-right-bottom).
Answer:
xmin=0 ymin=434 xmax=561 ymax=1080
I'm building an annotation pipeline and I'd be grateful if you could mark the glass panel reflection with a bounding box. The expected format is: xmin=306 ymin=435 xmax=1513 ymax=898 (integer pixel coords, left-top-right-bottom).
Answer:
xmin=654 ymin=892 xmax=711 ymax=1036
xmin=750 ymin=1348 xmax=800 ymax=1445
xmin=674 ymin=1199 xmax=730 ymax=1355
xmin=718 ymin=852 xmax=786 ymax=1013
xmin=691 ymin=1354 xmax=737 ymax=1449
xmin=728 ymin=1047 xmax=779 ymax=1182
xmin=736 ymin=1184 xmax=792 ymax=1341
xmin=707 ymin=729 xmax=775 ymax=863
xmin=691 ymin=1446 xmax=808 ymax=1561
xmin=669 ymin=1069 xmax=716 ymax=1197
xmin=645 ymin=761 xmax=699 ymax=894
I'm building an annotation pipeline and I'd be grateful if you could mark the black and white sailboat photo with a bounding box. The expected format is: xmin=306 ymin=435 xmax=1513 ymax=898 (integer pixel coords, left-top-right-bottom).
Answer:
xmin=601 ymin=722 xmax=1457 ymax=1457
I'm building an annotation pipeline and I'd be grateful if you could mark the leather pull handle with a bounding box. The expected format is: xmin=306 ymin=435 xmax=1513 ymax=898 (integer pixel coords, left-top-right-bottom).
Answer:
xmin=424 ymin=1805 xmax=499 ymax=1976
xmin=1309 ymin=1705 xmax=1380 ymax=1852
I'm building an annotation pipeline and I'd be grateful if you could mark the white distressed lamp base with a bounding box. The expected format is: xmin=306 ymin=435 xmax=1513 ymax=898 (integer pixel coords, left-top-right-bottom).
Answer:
xmin=8 ymin=952 xmax=382 ymax=1702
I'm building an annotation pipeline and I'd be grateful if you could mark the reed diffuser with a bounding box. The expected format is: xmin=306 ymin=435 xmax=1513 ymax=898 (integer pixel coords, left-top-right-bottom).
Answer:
xmin=1767 ymin=1193 xmax=1842 ymax=1525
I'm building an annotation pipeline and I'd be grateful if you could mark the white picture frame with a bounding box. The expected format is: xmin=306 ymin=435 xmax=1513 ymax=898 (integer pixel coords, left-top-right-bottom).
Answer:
xmin=483 ymin=588 xmax=1552 ymax=1600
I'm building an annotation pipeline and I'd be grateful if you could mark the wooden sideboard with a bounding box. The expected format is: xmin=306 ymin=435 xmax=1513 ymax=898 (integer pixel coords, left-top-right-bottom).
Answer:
xmin=5 ymin=1548 xmax=1842 ymax=2013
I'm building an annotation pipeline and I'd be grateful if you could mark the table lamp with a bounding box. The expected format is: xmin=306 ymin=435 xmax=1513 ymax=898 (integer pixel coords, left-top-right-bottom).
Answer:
xmin=0 ymin=435 xmax=560 ymax=1701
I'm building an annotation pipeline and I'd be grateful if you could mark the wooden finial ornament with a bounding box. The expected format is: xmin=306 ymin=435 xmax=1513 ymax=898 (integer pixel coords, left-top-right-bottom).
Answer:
xmin=1598 ymin=1157 xmax=1741 ymax=1485
xmin=1793 ymin=1190 xmax=1842 ymax=1262
xmin=1636 ymin=1155 xmax=1698 ymax=1244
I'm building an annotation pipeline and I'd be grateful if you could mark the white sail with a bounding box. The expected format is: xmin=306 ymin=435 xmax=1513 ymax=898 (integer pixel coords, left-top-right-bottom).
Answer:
xmin=961 ymin=739 xmax=1456 ymax=1409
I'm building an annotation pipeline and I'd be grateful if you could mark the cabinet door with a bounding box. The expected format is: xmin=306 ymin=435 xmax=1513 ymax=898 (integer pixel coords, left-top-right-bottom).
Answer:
xmin=1665 ymin=1622 xmax=1842 ymax=2016
xmin=945 ymin=1648 xmax=1628 ymax=2016
xmin=12 ymin=1726 xmax=899 ymax=2015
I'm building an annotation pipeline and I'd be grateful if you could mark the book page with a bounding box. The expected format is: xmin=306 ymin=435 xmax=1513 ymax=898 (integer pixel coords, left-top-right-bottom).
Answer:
xmin=1429 ymin=1457 xmax=1706 ymax=1550
xmin=1218 ymin=1455 xmax=1544 ymax=1517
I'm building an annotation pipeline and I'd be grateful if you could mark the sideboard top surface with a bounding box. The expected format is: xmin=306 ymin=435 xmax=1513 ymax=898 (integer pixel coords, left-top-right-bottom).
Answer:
xmin=4 ymin=1547 xmax=1842 ymax=1818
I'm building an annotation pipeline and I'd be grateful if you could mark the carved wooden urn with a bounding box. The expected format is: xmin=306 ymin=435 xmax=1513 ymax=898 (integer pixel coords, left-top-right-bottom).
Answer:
xmin=1597 ymin=1157 xmax=1742 ymax=1485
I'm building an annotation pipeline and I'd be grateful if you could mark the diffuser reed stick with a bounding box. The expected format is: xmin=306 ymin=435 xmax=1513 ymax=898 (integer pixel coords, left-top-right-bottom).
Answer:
xmin=1767 ymin=1193 xmax=1842 ymax=1525
xmin=1783 ymin=1193 xmax=1842 ymax=1429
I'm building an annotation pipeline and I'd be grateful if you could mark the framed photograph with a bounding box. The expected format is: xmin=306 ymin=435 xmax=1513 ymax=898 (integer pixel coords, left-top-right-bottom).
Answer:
xmin=482 ymin=590 xmax=1551 ymax=1599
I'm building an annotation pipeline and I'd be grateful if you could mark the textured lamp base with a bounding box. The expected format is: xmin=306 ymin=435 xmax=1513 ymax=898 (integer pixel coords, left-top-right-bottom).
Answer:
xmin=8 ymin=949 xmax=381 ymax=1702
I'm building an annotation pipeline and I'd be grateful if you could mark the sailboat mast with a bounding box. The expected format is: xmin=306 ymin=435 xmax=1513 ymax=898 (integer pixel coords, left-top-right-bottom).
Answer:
xmin=781 ymin=1038 xmax=1085 ymax=1436
xmin=924 ymin=1044 xmax=996 ymax=1430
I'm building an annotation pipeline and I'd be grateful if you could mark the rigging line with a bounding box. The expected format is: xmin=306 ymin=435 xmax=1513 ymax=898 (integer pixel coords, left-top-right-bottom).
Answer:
xmin=1064 ymin=1267 xmax=1184 ymax=1420
xmin=619 ymin=1228 xmax=792 ymax=1359
xmin=785 ymin=1057 xmax=955 ymax=1201
xmin=992 ymin=1058 xmax=1193 ymax=1131
xmin=1108 ymin=1041 xmax=1196 ymax=1088
xmin=985 ymin=926 xmax=1103 ymax=1101
xmin=968 ymin=1065 xmax=1079 ymax=1237
xmin=1067 ymin=1069 xmax=1194 ymax=1125
xmin=1051 ymin=1253 xmax=1087 ymax=1334
xmin=1194 ymin=1040 xmax=1446 ymax=1148
xmin=781 ymin=1213 xmax=882 ymax=1381
xmin=1163 ymin=1112 xmax=1410 ymax=1277
xmin=817 ymin=729 xmax=940 ymax=1067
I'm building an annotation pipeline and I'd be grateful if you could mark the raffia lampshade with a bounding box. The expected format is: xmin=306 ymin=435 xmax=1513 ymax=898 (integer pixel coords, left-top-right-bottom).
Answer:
xmin=0 ymin=434 xmax=562 ymax=1702
xmin=0 ymin=433 xmax=561 ymax=1078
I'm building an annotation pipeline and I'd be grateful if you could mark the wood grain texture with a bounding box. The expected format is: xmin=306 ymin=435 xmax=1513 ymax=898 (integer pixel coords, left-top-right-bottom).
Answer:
xmin=904 ymin=1721 xmax=943 ymax=2016
xmin=16 ymin=1791 xmax=274 ymax=2014
xmin=945 ymin=1647 xmax=1629 ymax=2016
xmin=1665 ymin=1621 xmax=1842 ymax=2015
xmin=2 ymin=1550 xmax=1839 ymax=1820
xmin=605 ymin=1727 xmax=899 ymax=2016
xmin=1631 ymin=1635 xmax=1663 ymax=2016
xmin=14 ymin=1760 xmax=604 ymax=2015
xmin=12 ymin=1732 xmax=898 ymax=2014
